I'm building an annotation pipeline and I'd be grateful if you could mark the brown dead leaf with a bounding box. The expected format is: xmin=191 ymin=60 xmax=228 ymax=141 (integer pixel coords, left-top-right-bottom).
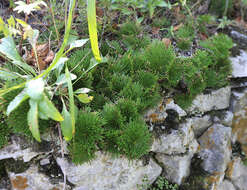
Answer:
xmin=26 ymin=43 xmax=54 ymax=71
xmin=198 ymin=33 xmax=208 ymax=40
xmin=173 ymin=23 xmax=183 ymax=31
xmin=152 ymin=27 xmax=160 ymax=35
xmin=162 ymin=38 xmax=171 ymax=48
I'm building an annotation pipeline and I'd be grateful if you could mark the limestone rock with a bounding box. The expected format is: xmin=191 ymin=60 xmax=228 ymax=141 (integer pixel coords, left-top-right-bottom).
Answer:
xmin=164 ymin=99 xmax=187 ymax=117
xmin=232 ymin=108 xmax=247 ymax=154
xmin=144 ymin=98 xmax=186 ymax=123
xmin=151 ymin=119 xmax=195 ymax=154
xmin=230 ymin=50 xmax=247 ymax=78
xmin=8 ymin=164 xmax=66 ymax=190
xmin=0 ymin=136 xmax=42 ymax=162
xmin=189 ymin=115 xmax=212 ymax=137
xmin=187 ymin=87 xmax=231 ymax=114
xmin=226 ymin=157 xmax=247 ymax=190
xmin=198 ymin=124 xmax=232 ymax=174
xmin=155 ymin=139 xmax=199 ymax=185
xmin=218 ymin=180 xmax=236 ymax=190
xmin=56 ymin=152 xmax=162 ymax=190
xmin=220 ymin=111 xmax=234 ymax=127
xmin=232 ymin=89 xmax=247 ymax=113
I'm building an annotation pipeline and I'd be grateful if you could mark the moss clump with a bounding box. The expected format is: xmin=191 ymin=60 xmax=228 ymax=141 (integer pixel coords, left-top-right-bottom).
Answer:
xmin=175 ymin=24 xmax=195 ymax=50
xmin=0 ymin=115 xmax=10 ymax=149
xmin=145 ymin=40 xmax=176 ymax=78
xmin=117 ymin=119 xmax=151 ymax=159
xmin=200 ymin=34 xmax=233 ymax=88
xmin=102 ymin=103 xmax=124 ymax=129
xmin=69 ymin=109 xmax=104 ymax=164
xmin=116 ymin=98 xmax=139 ymax=122
xmin=119 ymin=21 xmax=140 ymax=36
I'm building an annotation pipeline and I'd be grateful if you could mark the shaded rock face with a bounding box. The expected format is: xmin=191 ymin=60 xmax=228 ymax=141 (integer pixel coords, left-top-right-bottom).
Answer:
xmin=151 ymin=120 xmax=195 ymax=155
xmin=187 ymin=86 xmax=231 ymax=114
xmin=198 ymin=124 xmax=232 ymax=174
xmin=189 ymin=115 xmax=212 ymax=137
xmin=232 ymin=107 xmax=247 ymax=155
xmin=8 ymin=165 xmax=66 ymax=190
xmin=56 ymin=152 xmax=162 ymax=190
xmin=155 ymin=139 xmax=198 ymax=185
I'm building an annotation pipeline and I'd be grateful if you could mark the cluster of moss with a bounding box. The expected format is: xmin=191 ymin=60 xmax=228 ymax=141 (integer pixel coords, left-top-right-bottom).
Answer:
xmin=64 ymin=26 xmax=233 ymax=163
xmin=0 ymin=19 xmax=233 ymax=165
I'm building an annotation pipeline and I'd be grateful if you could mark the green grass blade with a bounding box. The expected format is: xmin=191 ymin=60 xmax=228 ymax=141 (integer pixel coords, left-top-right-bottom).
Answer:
xmin=65 ymin=66 xmax=75 ymax=135
xmin=87 ymin=0 xmax=101 ymax=62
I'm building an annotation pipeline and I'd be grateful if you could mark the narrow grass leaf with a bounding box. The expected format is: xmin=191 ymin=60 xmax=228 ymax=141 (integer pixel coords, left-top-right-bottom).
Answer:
xmin=87 ymin=0 xmax=101 ymax=62
xmin=65 ymin=66 xmax=75 ymax=134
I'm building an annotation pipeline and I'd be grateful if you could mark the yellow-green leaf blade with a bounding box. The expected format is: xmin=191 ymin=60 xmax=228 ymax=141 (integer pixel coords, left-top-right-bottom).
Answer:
xmin=27 ymin=99 xmax=41 ymax=142
xmin=87 ymin=0 xmax=101 ymax=62
xmin=38 ymin=94 xmax=63 ymax=121
xmin=60 ymin=100 xmax=73 ymax=141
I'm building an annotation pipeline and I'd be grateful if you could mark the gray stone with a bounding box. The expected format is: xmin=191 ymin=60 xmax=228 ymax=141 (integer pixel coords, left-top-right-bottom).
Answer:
xmin=56 ymin=152 xmax=162 ymax=190
xmin=218 ymin=180 xmax=236 ymax=190
xmin=198 ymin=124 xmax=232 ymax=174
xmin=155 ymin=139 xmax=198 ymax=185
xmin=164 ymin=99 xmax=187 ymax=117
xmin=8 ymin=165 xmax=66 ymax=190
xmin=151 ymin=119 xmax=195 ymax=154
xmin=226 ymin=157 xmax=247 ymax=190
xmin=232 ymin=89 xmax=247 ymax=113
xmin=221 ymin=111 xmax=234 ymax=127
xmin=40 ymin=158 xmax=50 ymax=166
xmin=230 ymin=31 xmax=247 ymax=48
xmin=230 ymin=50 xmax=247 ymax=78
xmin=189 ymin=115 xmax=212 ymax=137
xmin=0 ymin=136 xmax=40 ymax=162
xmin=144 ymin=98 xmax=186 ymax=124
xmin=187 ymin=87 xmax=231 ymax=114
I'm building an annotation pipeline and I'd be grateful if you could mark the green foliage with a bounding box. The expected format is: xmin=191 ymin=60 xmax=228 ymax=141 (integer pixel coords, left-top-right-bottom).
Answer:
xmin=117 ymin=119 xmax=151 ymax=159
xmin=116 ymin=98 xmax=139 ymax=122
xmin=175 ymin=24 xmax=195 ymax=50
xmin=152 ymin=17 xmax=171 ymax=28
xmin=102 ymin=103 xmax=124 ymax=129
xmin=137 ymin=176 xmax=179 ymax=190
xmin=145 ymin=40 xmax=176 ymax=77
xmin=209 ymin=0 xmax=233 ymax=17
xmin=136 ymin=70 xmax=158 ymax=89
xmin=200 ymin=34 xmax=233 ymax=88
xmin=120 ymin=21 xmax=140 ymax=36
xmin=67 ymin=49 xmax=94 ymax=88
xmin=109 ymin=74 xmax=132 ymax=93
xmin=197 ymin=14 xmax=216 ymax=34
xmin=69 ymin=109 xmax=104 ymax=164
xmin=0 ymin=115 xmax=10 ymax=149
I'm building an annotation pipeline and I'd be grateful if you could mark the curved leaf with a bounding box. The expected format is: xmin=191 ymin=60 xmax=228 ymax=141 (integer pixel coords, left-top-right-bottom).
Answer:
xmin=27 ymin=99 xmax=40 ymax=142
xmin=0 ymin=36 xmax=35 ymax=75
xmin=7 ymin=89 xmax=28 ymax=116
xmin=60 ymin=100 xmax=73 ymax=141
xmin=38 ymin=94 xmax=63 ymax=121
